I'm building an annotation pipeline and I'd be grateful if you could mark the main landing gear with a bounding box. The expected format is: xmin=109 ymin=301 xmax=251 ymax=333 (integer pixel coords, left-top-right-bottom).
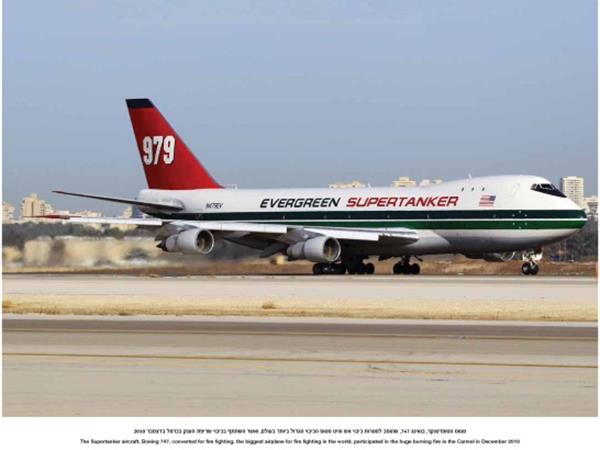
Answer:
xmin=312 ymin=262 xmax=347 ymax=275
xmin=521 ymin=249 xmax=542 ymax=276
xmin=349 ymin=261 xmax=375 ymax=275
xmin=393 ymin=256 xmax=420 ymax=275
xmin=312 ymin=256 xmax=375 ymax=275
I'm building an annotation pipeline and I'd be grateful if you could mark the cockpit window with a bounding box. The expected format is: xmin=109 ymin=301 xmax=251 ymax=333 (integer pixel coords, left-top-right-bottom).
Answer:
xmin=531 ymin=183 xmax=566 ymax=198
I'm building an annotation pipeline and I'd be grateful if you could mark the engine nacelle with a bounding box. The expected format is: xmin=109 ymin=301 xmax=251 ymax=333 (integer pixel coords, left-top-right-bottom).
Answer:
xmin=159 ymin=229 xmax=215 ymax=255
xmin=464 ymin=251 xmax=516 ymax=262
xmin=287 ymin=236 xmax=341 ymax=263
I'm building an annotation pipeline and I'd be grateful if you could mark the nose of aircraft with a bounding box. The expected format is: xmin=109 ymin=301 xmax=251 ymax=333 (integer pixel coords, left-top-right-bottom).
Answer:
xmin=565 ymin=197 xmax=587 ymax=232
xmin=569 ymin=198 xmax=587 ymax=216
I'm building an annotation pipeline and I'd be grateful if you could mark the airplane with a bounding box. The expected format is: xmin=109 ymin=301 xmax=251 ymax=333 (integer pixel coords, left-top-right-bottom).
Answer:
xmin=52 ymin=98 xmax=587 ymax=276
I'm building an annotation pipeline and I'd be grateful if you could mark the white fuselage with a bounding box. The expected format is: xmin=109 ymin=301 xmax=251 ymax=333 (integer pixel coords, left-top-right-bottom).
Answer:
xmin=137 ymin=175 xmax=586 ymax=257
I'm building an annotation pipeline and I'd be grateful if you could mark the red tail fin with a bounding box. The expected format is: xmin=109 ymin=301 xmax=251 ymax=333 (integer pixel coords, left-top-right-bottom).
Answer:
xmin=126 ymin=98 xmax=222 ymax=190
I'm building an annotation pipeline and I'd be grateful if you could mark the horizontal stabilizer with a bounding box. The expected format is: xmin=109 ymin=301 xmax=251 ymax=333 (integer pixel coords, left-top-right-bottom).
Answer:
xmin=52 ymin=190 xmax=184 ymax=211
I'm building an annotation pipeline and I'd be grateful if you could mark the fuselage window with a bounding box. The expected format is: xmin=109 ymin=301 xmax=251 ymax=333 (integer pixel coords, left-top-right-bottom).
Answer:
xmin=530 ymin=183 xmax=566 ymax=198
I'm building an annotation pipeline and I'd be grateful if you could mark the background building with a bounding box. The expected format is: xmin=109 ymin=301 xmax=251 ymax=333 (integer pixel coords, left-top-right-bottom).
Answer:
xmin=121 ymin=206 xmax=133 ymax=218
xmin=419 ymin=178 xmax=443 ymax=187
xmin=559 ymin=176 xmax=585 ymax=209
xmin=3 ymin=202 xmax=15 ymax=223
xmin=391 ymin=176 xmax=417 ymax=188
xmin=329 ymin=180 xmax=366 ymax=188
xmin=19 ymin=193 xmax=53 ymax=220
xmin=584 ymin=196 xmax=598 ymax=220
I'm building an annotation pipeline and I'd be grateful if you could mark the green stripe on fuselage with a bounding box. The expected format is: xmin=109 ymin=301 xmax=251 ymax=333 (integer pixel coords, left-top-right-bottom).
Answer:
xmin=156 ymin=209 xmax=586 ymax=230
xmin=263 ymin=219 xmax=586 ymax=230
xmin=170 ymin=209 xmax=586 ymax=222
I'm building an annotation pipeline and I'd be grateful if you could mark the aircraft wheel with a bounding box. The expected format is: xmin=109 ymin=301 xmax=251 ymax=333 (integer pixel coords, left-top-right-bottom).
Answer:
xmin=333 ymin=263 xmax=347 ymax=275
xmin=347 ymin=266 xmax=357 ymax=275
xmin=410 ymin=263 xmax=420 ymax=275
xmin=313 ymin=263 xmax=324 ymax=275
xmin=393 ymin=263 xmax=403 ymax=274
xmin=365 ymin=263 xmax=375 ymax=274
xmin=521 ymin=263 xmax=531 ymax=275
xmin=530 ymin=264 xmax=539 ymax=275
xmin=356 ymin=264 xmax=366 ymax=275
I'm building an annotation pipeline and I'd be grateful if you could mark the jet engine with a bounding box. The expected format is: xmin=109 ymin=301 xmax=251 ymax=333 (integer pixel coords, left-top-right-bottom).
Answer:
xmin=287 ymin=236 xmax=341 ymax=263
xmin=159 ymin=228 xmax=215 ymax=255
xmin=464 ymin=251 xmax=516 ymax=262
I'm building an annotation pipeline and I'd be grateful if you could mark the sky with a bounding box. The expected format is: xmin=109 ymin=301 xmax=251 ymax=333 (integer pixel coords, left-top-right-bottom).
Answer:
xmin=3 ymin=0 xmax=597 ymax=214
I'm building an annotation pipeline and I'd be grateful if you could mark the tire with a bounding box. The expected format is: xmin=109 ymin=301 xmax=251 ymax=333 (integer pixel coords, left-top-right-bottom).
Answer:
xmin=334 ymin=263 xmax=347 ymax=275
xmin=410 ymin=263 xmax=420 ymax=275
xmin=356 ymin=264 xmax=366 ymax=275
xmin=313 ymin=263 xmax=323 ymax=275
xmin=530 ymin=264 xmax=539 ymax=275
xmin=521 ymin=263 xmax=531 ymax=275
xmin=347 ymin=266 xmax=357 ymax=275
xmin=393 ymin=263 xmax=402 ymax=275
xmin=365 ymin=263 xmax=375 ymax=274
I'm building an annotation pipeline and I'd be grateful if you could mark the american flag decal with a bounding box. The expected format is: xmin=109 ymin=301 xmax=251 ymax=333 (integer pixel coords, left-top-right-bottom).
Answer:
xmin=479 ymin=195 xmax=496 ymax=207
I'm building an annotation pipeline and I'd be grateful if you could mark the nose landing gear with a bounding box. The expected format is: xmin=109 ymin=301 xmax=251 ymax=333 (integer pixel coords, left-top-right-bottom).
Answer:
xmin=521 ymin=263 xmax=539 ymax=275
xmin=521 ymin=249 xmax=542 ymax=275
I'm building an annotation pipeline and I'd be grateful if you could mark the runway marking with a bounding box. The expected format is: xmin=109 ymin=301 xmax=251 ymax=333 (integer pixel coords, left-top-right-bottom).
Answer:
xmin=4 ymin=352 xmax=597 ymax=370
xmin=4 ymin=328 xmax=596 ymax=341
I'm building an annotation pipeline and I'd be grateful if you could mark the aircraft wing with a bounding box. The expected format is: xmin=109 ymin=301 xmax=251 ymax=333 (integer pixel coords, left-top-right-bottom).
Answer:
xmin=61 ymin=216 xmax=419 ymax=245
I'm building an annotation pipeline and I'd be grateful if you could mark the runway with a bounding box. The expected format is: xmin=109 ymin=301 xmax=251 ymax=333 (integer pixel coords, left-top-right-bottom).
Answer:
xmin=3 ymin=315 xmax=597 ymax=416
xmin=3 ymin=274 xmax=596 ymax=300
xmin=3 ymin=274 xmax=597 ymax=320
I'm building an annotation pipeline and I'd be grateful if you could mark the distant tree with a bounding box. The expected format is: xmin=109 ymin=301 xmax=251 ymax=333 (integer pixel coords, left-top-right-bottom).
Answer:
xmin=2 ymin=223 xmax=151 ymax=249
xmin=103 ymin=227 xmax=124 ymax=239
xmin=8 ymin=221 xmax=594 ymax=262
xmin=546 ymin=220 xmax=597 ymax=261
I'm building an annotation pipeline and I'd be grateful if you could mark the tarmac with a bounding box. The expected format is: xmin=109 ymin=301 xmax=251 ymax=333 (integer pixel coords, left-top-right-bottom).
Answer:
xmin=2 ymin=274 xmax=597 ymax=320
xmin=3 ymin=274 xmax=595 ymax=300
xmin=3 ymin=315 xmax=597 ymax=416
